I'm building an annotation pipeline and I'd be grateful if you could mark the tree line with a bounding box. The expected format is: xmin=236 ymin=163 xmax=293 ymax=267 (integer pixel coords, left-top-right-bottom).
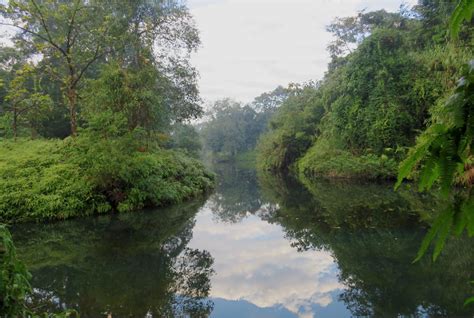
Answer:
xmin=199 ymin=86 xmax=289 ymax=162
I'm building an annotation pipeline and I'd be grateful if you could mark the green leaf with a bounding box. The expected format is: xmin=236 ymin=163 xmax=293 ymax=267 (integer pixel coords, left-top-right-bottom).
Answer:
xmin=464 ymin=296 xmax=474 ymax=306
xmin=432 ymin=211 xmax=453 ymax=261
xmin=450 ymin=0 xmax=474 ymax=39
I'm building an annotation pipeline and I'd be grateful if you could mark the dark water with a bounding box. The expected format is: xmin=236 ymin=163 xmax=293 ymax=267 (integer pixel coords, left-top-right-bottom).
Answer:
xmin=12 ymin=164 xmax=474 ymax=317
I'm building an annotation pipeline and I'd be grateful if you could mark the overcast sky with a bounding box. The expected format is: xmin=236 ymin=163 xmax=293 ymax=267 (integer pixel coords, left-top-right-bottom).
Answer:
xmin=187 ymin=0 xmax=418 ymax=104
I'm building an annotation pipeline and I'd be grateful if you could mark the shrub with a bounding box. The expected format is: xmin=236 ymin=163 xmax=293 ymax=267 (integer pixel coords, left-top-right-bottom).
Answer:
xmin=298 ymin=140 xmax=398 ymax=180
xmin=0 ymin=139 xmax=214 ymax=222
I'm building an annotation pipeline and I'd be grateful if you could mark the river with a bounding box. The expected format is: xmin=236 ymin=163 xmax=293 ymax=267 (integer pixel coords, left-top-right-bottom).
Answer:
xmin=11 ymin=164 xmax=474 ymax=317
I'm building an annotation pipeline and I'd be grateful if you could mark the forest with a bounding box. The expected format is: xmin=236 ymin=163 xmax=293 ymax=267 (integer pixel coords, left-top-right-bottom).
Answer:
xmin=253 ymin=3 xmax=473 ymax=179
xmin=0 ymin=0 xmax=473 ymax=317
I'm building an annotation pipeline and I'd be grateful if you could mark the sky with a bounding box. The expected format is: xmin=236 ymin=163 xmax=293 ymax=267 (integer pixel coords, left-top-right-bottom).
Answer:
xmin=187 ymin=0 xmax=418 ymax=104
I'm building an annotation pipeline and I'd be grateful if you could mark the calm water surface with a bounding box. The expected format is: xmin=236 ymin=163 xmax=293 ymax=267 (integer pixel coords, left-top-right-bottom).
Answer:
xmin=12 ymin=164 xmax=474 ymax=317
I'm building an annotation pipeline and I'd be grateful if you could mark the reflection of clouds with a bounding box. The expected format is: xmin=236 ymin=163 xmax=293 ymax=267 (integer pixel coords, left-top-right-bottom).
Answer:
xmin=188 ymin=205 xmax=343 ymax=318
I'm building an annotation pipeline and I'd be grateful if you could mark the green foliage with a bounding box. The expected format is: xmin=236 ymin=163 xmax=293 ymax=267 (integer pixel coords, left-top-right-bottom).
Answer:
xmin=0 ymin=0 xmax=202 ymax=137
xmin=0 ymin=0 xmax=213 ymax=222
xmin=327 ymin=29 xmax=438 ymax=152
xmin=200 ymin=87 xmax=290 ymax=162
xmin=0 ymin=113 xmax=13 ymax=138
xmin=257 ymin=4 xmax=471 ymax=180
xmin=81 ymin=62 xmax=166 ymax=133
xmin=298 ymin=140 xmax=398 ymax=179
xmin=69 ymin=133 xmax=215 ymax=213
xmin=201 ymin=99 xmax=263 ymax=160
xmin=166 ymin=123 xmax=202 ymax=158
xmin=235 ymin=150 xmax=257 ymax=169
xmin=0 ymin=139 xmax=214 ymax=222
xmin=396 ymin=61 xmax=474 ymax=194
xmin=0 ymin=139 xmax=100 ymax=221
xmin=256 ymin=83 xmax=324 ymax=170
xmin=326 ymin=9 xmax=406 ymax=59
xmin=4 ymin=63 xmax=53 ymax=138
xmin=0 ymin=224 xmax=31 ymax=316
xmin=0 ymin=225 xmax=77 ymax=317
xmin=449 ymin=0 xmax=474 ymax=39
xmin=395 ymin=61 xmax=474 ymax=262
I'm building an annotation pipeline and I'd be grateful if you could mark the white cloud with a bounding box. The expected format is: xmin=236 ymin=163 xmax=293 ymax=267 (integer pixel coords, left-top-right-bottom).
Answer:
xmin=188 ymin=0 xmax=418 ymax=103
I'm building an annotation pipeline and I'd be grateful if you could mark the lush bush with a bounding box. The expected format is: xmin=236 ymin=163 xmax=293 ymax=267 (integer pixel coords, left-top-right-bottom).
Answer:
xmin=0 ymin=139 xmax=214 ymax=222
xmin=298 ymin=140 xmax=398 ymax=179
xmin=0 ymin=140 xmax=100 ymax=221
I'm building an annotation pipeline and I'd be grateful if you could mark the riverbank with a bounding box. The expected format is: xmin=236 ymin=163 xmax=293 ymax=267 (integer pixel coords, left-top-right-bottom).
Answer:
xmin=0 ymin=139 xmax=215 ymax=223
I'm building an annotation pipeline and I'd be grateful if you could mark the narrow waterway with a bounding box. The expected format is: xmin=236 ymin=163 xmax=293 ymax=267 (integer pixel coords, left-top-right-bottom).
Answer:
xmin=12 ymin=164 xmax=474 ymax=317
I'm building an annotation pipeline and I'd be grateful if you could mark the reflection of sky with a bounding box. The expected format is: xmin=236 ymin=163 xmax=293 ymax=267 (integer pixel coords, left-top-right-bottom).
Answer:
xmin=187 ymin=203 xmax=351 ymax=318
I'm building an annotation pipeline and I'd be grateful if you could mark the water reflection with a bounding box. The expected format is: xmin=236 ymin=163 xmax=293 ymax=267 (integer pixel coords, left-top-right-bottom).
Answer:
xmin=11 ymin=164 xmax=474 ymax=317
xmin=258 ymin=171 xmax=474 ymax=317
xmin=207 ymin=164 xmax=263 ymax=223
xmin=12 ymin=199 xmax=214 ymax=317
xmin=188 ymin=209 xmax=348 ymax=318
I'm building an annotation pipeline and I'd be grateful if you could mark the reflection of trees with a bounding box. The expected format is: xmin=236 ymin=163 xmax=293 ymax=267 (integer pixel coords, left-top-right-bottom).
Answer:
xmin=335 ymin=234 xmax=474 ymax=317
xmin=258 ymin=172 xmax=474 ymax=317
xmin=207 ymin=164 xmax=263 ymax=223
xmin=12 ymin=199 xmax=215 ymax=317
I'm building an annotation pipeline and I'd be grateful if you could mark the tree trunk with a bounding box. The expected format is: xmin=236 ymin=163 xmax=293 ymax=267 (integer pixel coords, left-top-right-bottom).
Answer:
xmin=67 ymin=86 xmax=77 ymax=137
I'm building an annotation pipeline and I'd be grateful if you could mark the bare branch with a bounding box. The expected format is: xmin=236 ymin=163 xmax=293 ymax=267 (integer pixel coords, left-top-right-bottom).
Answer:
xmin=0 ymin=22 xmax=56 ymax=50
xmin=66 ymin=0 xmax=81 ymax=51
xmin=30 ymin=0 xmax=68 ymax=58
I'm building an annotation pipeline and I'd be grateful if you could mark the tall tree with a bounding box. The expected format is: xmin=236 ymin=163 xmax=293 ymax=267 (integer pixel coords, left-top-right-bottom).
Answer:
xmin=0 ymin=0 xmax=201 ymax=136
xmin=1 ymin=0 xmax=121 ymax=136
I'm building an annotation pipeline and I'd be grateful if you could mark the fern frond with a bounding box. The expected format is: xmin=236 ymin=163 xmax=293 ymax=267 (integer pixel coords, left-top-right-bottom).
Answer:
xmin=413 ymin=208 xmax=453 ymax=263
xmin=432 ymin=211 xmax=453 ymax=261
xmin=418 ymin=157 xmax=439 ymax=191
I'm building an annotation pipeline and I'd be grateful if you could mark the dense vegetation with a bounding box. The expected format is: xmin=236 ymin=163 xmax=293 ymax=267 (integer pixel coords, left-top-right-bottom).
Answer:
xmin=0 ymin=139 xmax=213 ymax=222
xmin=256 ymin=2 xmax=473 ymax=180
xmin=0 ymin=0 xmax=214 ymax=222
